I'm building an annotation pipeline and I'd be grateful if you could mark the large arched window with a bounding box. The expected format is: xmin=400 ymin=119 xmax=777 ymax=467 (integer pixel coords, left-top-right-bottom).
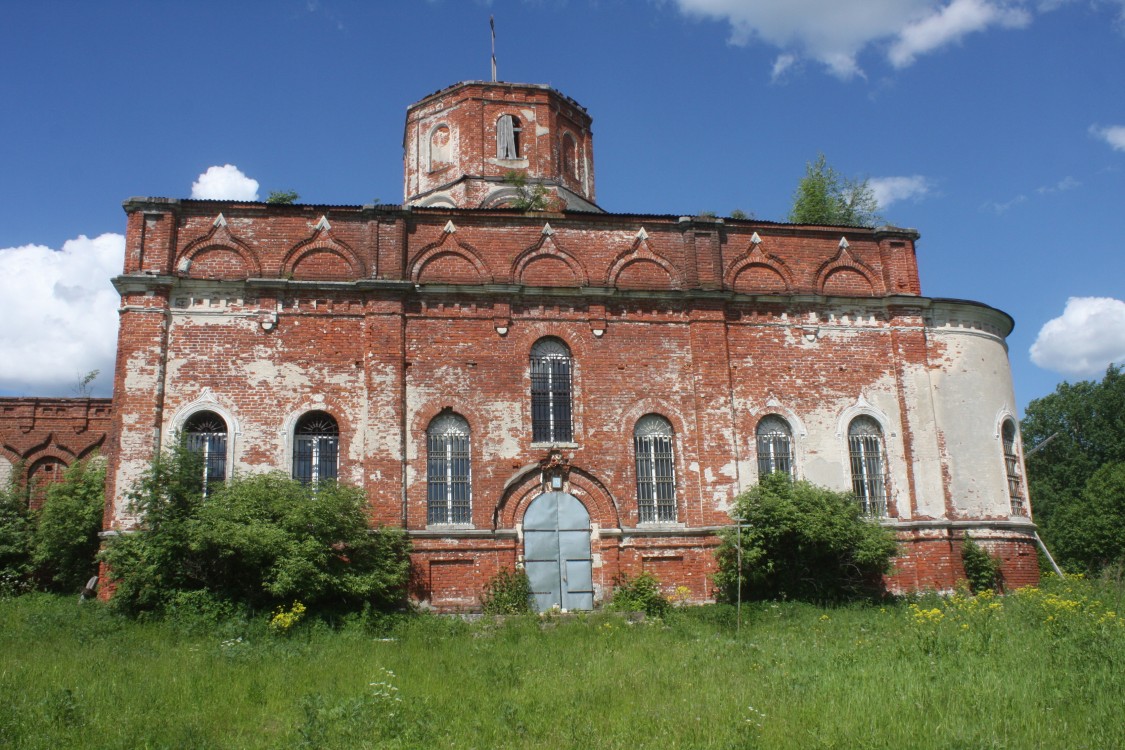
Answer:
xmin=497 ymin=114 xmax=521 ymax=159
xmin=1002 ymin=419 xmax=1025 ymax=516
xmin=427 ymin=412 xmax=471 ymax=525
xmin=531 ymin=338 xmax=572 ymax=443
xmin=293 ymin=411 xmax=339 ymax=484
xmin=634 ymin=414 xmax=677 ymax=523
xmin=184 ymin=410 xmax=227 ymax=496
xmin=848 ymin=416 xmax=888 ymax=516
xmin=756 ymin=415 xmax=794 ymax=479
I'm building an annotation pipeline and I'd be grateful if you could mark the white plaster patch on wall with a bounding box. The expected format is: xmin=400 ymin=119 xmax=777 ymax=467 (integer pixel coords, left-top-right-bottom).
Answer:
xmin=0 ymin=455 xmax=12 ymax=487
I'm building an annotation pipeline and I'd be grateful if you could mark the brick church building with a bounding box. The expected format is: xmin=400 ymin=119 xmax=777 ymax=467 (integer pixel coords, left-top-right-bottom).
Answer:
xmin=3 ymin=79 xmax=1040 ymax=608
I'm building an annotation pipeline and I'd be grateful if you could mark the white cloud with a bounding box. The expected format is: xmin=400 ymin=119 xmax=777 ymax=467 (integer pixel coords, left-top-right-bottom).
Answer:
xmin=869 ymin=175 xmax=931 ymax=207
xmin=673 ymin=0 xmax=1041 ymax=77
xmin=888 ymin=0 xmax=1030 ymax=67
xmin=190 ymin=164 xmax=260 ymax=201
xmin=0 ymin=234 xmax=124 ymax=396
xmin=1030 ymin=297 xmax=1125 ymax=376
xmin=981 ymin=194 xmax=1027 ymax=213
xmin=771 ymin=53 xmax=798 ymax=81
xmin=1036 ymin=176 xmax=1081 ymax=194
xmin=1090 ymin=124 xmax=1125 ymax=152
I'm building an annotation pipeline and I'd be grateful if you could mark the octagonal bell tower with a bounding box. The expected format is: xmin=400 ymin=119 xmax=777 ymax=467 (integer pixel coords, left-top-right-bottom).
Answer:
xmin=403 ymin=81 xmax=600 ymax=212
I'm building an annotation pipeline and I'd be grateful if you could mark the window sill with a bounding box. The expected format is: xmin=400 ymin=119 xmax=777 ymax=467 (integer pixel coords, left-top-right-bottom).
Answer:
xmin=425 ymin=524 xmax=475 ymax=532
xmin=530 ymin=442 xmax=579 ymax=449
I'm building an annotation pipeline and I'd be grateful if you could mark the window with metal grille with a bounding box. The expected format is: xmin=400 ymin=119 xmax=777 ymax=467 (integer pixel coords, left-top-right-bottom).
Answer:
xmin=756 ymin=415 xmax=794 ymax=479
xmin=427 ymin=412 xmax=471 ymax=525
xmin=848 ymin=416 xmax=888 ymax=516
xmin=293 ymin=412 xmax=339 ymax=484
xmin=530 ymin=338 xmax=573 ymax=443
xmin=1002 ymin=420 xmax=1026 ymax=516
xmin=635 ymin=414 xmax=677 ymax=523
xmin=184 ymin=411 xmax=227 ymax=497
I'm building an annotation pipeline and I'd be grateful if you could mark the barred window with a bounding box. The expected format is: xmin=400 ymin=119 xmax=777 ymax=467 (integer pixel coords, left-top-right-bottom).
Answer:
xmin=1002 ymin=420 xmax=1026 ymax=516
xmin=756 ymin=415 xmax=794 ymax=479
xmin=293 ymin=412 xmax=339 ymax=484
xmin=635 ymin=414 xmax=677 ymax=523
xmin=184 ymin=411 xmax=227 ymax=497
xmin=531 ymin=338 xmax=573 ymax=443
xmin=427 ymin=413 xmax=471 ymax=525
xmin=848 ymin=416 xmax=888 ymax=516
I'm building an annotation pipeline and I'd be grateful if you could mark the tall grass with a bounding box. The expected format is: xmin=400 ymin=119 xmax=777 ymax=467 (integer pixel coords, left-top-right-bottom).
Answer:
xmin=1 ymin=575 xmax=1122 ymax=749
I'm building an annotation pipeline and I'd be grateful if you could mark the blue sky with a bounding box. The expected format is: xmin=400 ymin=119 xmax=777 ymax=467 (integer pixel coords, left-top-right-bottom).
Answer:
xmin=1 ymin=0 xmax=1123 ymax=411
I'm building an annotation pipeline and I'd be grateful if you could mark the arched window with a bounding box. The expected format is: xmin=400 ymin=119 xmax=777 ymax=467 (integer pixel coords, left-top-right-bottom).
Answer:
xmin=561 ymin=133 xmax=577 ymax=178
xmin=427 ymin=412 xmax=471 ymax=525
xmin=497 ymin=114 xmax=521 ymax=159
xmin=184 ymin=410 xmax=227 ymax=496
xmin=429 ymin=124 xmax=451 ymax=171
xmin=1002 ymin=419 xmax=1025 ymax=516
xmin=848 ymin=416 xmax=888 ymax=516
xmin=293 ymin=412 xmax=339 ymax=484
xmin=27 ymin=456 xmax=67 ymax=510
xmin=530 ymin=338 xmax=572 ymax=443
xmin=756 ymin=415 xmax=794 ymax=479
xmin=634 ymin=414 xmax=677 ymax=523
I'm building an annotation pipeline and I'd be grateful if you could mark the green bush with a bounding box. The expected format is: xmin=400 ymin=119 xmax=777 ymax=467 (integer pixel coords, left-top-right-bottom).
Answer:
xmin=961 ymin=537 xmax=1003 ymax=594
xmin=715 ymin=472 xmax=898 ymax=604
xmin=0 ymin=469 xmax=33 ymax=596
xmin=32 ymin=457 xmax=105 ymax=593
xmin=102 ymin=448 xmax=411 ymax=618
xmin=609 ymin=571 xmax=671 ymax=618
xmin=479 ymin=567 xmax=533 ymax=615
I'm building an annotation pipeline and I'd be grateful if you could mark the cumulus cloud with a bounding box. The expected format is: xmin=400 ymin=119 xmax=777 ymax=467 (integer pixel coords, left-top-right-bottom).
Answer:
xmin=869 ymin=175 xmax=931 ymax=207
xmin=1030 ymin=297 xmax=1125 ymax=376
xmin=0 ymin=234 xmax=125 ymax=396
xmin=1090 ymin=124 xmax=1125 ymax=152
xmin=888 ymin=0 xmax=1030 ymax=67
xmin=190 ymin=164 xmax=260 ymax=201
xmin=673 ymin=0 xmax=1044 ymax=78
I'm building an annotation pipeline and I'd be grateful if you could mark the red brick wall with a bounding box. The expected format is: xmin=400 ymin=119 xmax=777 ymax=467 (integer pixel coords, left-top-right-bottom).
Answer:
xmin=0 ymin=397 xmax=111 ymax=507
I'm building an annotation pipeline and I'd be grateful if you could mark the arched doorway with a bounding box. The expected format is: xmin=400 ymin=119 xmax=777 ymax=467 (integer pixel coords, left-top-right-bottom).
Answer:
xmin=524 ymin=491 xmax=593 ymax=612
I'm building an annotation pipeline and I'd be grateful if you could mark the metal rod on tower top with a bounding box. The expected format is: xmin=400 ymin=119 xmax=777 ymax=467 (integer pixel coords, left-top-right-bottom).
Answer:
xmin=490 ymin=16 xmax=497 ymax=82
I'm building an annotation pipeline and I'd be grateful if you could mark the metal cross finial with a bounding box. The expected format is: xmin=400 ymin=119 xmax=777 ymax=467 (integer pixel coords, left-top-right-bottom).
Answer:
xmin=490 ymin=16 xmax=497 ymax=82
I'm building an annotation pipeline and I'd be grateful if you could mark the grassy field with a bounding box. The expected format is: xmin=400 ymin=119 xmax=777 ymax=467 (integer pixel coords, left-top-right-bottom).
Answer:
xmin=1 ymin=576 xmax=1123 ymax=749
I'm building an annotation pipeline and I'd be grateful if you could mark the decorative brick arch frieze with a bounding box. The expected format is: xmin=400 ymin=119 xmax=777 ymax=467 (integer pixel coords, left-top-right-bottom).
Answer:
xmin=511 ymin=232 xmax=589 ymax=287
xmin=815 ymin=241 xmax=882 ymax=296
xmin=605 ymin=231 xmax=681 ymax=290
xmin=177 ymin=220 xmax=262 ymax=279
xmin=494 ymin=460 xmax=620 ymax=531
xmin=479 ymin=186 xmax=522 ymax=209
xmin=282 ymin=226 xmax=365 ymax=280
xmin=724 ymin=244 xmax=795 ymax=293
xmin=408 ymin=232 xmax=494 ymax=284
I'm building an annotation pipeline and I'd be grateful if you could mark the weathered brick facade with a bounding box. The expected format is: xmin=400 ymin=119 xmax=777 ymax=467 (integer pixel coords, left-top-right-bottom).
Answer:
xmin=0 ymin=398 xmax=112 ymax=509
xmin=94 ymin=80 xmax=1038 ymax=608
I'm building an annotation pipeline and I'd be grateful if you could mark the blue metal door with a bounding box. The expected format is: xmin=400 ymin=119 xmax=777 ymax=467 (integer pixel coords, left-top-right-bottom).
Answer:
xmin=524 ymin=492 xmax=593 ymax=612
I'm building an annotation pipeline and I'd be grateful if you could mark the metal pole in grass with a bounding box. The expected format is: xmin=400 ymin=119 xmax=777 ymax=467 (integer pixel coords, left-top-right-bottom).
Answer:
xmin=734 ymin=517 xmax=747 ymax=632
